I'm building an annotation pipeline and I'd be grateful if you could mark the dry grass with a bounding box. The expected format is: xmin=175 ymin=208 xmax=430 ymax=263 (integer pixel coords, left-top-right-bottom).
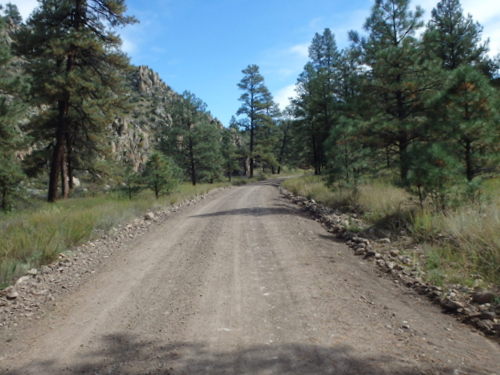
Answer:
xmin=283 ymin=175 xmax=500 ymax=286
xmin=414 ymin=200 xmax=500 ymax=286
xmin=0 ymin=182 xmax=228 ymax=287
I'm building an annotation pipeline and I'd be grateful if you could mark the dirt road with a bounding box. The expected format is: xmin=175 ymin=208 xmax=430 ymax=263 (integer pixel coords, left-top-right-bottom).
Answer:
xmin=1 ymin=180 xmax=498 ymax=374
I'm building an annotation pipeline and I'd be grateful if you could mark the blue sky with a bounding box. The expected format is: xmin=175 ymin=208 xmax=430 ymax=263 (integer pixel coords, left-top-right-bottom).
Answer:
xmin=6 ymin=0 xmax=500 ymax=125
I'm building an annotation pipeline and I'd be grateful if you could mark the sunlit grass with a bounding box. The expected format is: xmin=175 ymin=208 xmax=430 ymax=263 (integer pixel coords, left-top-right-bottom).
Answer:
xmin=0 ymin=182 xmax=228 ymax=287
xmin=282 ymin=175 xmax=500 ymax=286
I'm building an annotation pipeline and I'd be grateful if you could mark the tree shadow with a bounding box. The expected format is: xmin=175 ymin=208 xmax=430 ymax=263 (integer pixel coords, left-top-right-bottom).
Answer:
xmin=190 ymin=206 xmax=298 ymax=218
xmin=4 ymin=333 xmax=459 ymax=375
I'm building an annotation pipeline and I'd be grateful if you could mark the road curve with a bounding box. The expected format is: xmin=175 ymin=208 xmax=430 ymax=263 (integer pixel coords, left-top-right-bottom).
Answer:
xmin=0 ymin=180 xmax=498 ymax=374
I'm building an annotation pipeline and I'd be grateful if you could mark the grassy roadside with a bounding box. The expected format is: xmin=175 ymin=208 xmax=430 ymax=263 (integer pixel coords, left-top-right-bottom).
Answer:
xmin=0 ymin=182 xmax=231 ymax=288
xmin=283 ymin=175 xmax=500 ymax=288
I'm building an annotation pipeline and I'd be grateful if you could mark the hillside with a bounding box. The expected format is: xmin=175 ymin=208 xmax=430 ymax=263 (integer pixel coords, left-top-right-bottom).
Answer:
xmin=110 ymin=65 xmax=177 ymax=171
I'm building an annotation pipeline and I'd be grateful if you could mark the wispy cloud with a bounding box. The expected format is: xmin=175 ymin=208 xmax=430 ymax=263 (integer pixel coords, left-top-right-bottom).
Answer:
xmin=274 ymin=84 xmax=297 ymax=111
xmin=259 ymin=43 xmax=310 ymax=83
xmin=121 ymin=36 xmax=137 ymax=55
xmin=288 ymin=43 xmax=309 ymax=59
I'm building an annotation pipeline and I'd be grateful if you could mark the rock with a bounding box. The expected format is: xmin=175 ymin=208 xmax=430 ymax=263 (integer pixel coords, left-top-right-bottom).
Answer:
xmin=144 ymin=212 xmax=155 ymax=221
xmin=402 ymin=321 xmax=410 ymax=329
xmin=479 ymin=311 xmax=496 ymax=321
xmin=27 ymin=268 xmax=38 ymax=276
xmin=379 ymin=238 xmax=391 ymax=244
xmin=440 ymin=298 xmax=464 ymax=313
xmin=354 ymin=248 xmax=366 ymax=256
xmin=364 ymin=249 xmax=377 ymax=258
xmin=389 ymin=249 xmax=400 ymax=257
xmin=478 ymin=303 xmax=491 ymax=312
xmin=475 ymin=319 xmax=494 ymax=332
xmin=471 ymin=291 xmax=496 ymax=305
xmin=4 ymin=287 xmax=19 ymax=300
xmin=15 ymin=276 xmax=31 ymax=286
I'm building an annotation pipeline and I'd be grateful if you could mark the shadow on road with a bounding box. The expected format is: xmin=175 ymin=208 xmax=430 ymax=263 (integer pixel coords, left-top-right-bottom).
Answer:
xmin=4 ymin=333 xmax=455 ymax=375
xmin=190 ymin=205 xmax=296 ymax=218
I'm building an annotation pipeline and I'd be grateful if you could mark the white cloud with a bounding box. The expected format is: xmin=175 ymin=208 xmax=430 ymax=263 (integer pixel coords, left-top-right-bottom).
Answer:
xmin=121 ymin=36 xmax=137 ymax=55
xmin=274 ymin=84 xmax=297 ymax=111
xmin=289 ymin=43 xmax=309 ymax=58
xmin=2 ymin=0 xmax=37 ymax=20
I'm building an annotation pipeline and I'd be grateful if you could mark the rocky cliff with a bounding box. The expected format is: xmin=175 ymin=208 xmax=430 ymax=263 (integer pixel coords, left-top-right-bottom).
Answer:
xmin=110 ymin=65 xmax=177 ymax=171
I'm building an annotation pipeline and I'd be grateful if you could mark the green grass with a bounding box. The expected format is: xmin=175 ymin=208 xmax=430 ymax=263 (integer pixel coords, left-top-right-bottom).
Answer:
xmin=282 ymin=175 xmax=500 ymax=287
xmin=0 ymin=182 xmax=228 ymax=287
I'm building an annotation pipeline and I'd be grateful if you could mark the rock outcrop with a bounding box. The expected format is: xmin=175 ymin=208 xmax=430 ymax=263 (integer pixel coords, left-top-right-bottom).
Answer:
xmin=110 ymin=65 xmax=177 ymax=171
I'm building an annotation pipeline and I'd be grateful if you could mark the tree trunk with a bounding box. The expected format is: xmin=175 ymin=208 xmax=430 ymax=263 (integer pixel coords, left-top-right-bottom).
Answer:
xmin=48 ymin=100 xmax=69 ymax=202
xmin=66 ymin=134 xmax=74 ymax=191
xmin=277 ymin=123 xmax=288 ymax=175
xmin=60 ymin=145 xmax=69 ymax=199
xmin=249 ymin=124 xmax=254 ymax=178
xmin=312 ymin=134 xmax=320 ymax=175
xmin=1 ymin=188 xmax=6 ymax=211
xmin=464 ymin=138 xmax=473 ymax=181
xmin=398 ymin=136 xmax=409 ymax=184
xmin=188 ymin=136 xmax=196 ymax=185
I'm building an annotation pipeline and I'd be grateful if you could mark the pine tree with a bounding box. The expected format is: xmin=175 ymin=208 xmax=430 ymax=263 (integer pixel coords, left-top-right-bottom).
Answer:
xmin=407 ymin=142 xmax=459 ymax=210
xmin=221 ymin=125 xmax=239 ymax=181
xmin=293 ymin=29 xmax=340 ymax=175
xmin=361 ymin=0 xmax=439 ymax=184
xmin=16 ymin=0 xmax=136 ymax=202
xmin=236 ymin=64 xmax=274 ymax=178
xmin=161 ymin=91 xmax=223 ymax=185
xmin=0 ymin=15 xmax=27 ymax=211
xmin=423 ymin=0 xmax=487 ymax=71
xmin=2 ymin=3 xmax=22 ymax=25
xmin=192 ymin=119 xmax=223 ymax=183
xmin=433 ymin=65 xmax=499 ymax=181
xmin=143 ymin=152 xmax=180 ymax=199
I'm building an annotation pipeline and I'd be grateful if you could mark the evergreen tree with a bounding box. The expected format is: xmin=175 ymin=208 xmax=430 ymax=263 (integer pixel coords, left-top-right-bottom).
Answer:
xmin=410 ymin=142 xmax=462 ymax=209
xmin=193 ymin=119 xmax=223 ymax=183
xmin=221 ymin=125 xmax=239 ymax=181
xmin=16 ymin=0 xmax=135 ymax=202
xmin=293 ymin=29 xmax=340 ymax=175
xmin=236 ymin=64 xmax=274 ymax=178
xmin=161 ymin=91 xmax=223 ymax=185
xmin=325 ymin=39 xmax=373 ymax=186
xmin=423 ymin=0 xmax=488 ymax=71
xmin=0 ymin=16 xmax=26 ymax=211
xmin=433 ymin=65 xmax=499 ymax=181
xmin=143 ymin=152 xmax=180 ymax=199
xmin=2 ymin=3 xmax=22 ymax=25
xmin=361 ymin=0 xmax=439 ymax=184
xmin=122 ymin=166 xmax=142 ymax=199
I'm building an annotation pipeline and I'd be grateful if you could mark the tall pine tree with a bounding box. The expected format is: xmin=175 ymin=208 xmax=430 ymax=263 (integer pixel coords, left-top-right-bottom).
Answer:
xmin=423 ymin=0 xmax=488 ymax=71
xmin=16 ymin=0 xmax=135 ymax=201
xmin=361 ymin=0 xmax=439 ymax=184
xmin=161 ymin=91 xmax=223 ymax=185
xmin=294 ymin=29 xmax=340 ymax=175
xmin=0 ymin=14 xmax=27 ymax=210
xmin=236 ymin=64 xmax=274 ymax=178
